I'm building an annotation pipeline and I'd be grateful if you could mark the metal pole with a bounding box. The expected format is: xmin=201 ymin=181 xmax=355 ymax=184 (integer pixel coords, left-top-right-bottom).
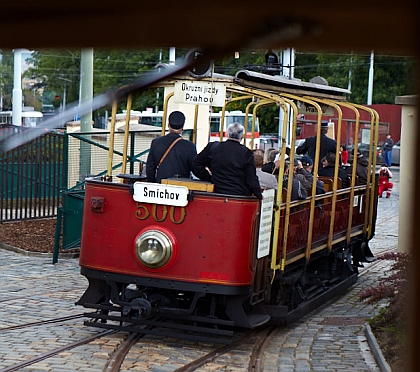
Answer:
xmin=156 ymin=48 xmax=162 ymax=112
xmin=79 ymin=48 xmax=93 ymax=180
xmin=169 ymin=47 xmax=176 ymax=65
xmin=367 ymin=51 xmax=374 ymax=105
xmin=12 ymin=49 xmax=23 ymax=126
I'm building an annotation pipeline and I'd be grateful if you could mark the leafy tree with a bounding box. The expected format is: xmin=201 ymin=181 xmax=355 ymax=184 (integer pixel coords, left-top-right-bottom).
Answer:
xmin=26 ymin=49 xmax=82 ymax=108
xmin=0 ymin=50 xmax=14 ymax=110
xmin=23 ymin=89 xmax=42 ymax=111
xmin=26 ymin=49 xmax=165 ymax=114
xmin=294 ymin=52 xmax=416 ymax=104
xmin=3 ymin=48 xmax=415 ymax=135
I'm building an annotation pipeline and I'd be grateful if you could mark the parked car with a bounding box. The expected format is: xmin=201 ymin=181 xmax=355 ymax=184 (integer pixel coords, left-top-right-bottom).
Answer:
xmin=347 ymin=143 xmax=384 ymax=163
xmin=259 ymin=134 xmax=279 ymax=151
xmin=391 ymin=140 xmax=400 ymax=165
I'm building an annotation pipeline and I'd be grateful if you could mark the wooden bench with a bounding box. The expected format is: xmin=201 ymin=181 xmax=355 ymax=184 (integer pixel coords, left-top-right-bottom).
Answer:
xmin=161 ymin=178 xmax=215 ymax=192
xmin=318 ymin=176 xmax=342 ymax=191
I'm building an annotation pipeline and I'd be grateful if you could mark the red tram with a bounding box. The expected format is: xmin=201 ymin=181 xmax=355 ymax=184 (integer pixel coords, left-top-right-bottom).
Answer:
xmin=76 ymin=70 xmax=379 ymax=344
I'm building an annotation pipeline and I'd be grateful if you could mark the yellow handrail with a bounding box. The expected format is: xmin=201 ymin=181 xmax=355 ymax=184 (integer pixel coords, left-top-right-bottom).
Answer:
xmin=121 ymin=94 xmax=132 ymax=176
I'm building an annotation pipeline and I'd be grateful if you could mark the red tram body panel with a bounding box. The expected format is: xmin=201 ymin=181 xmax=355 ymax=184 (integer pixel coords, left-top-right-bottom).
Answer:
xmin=79 ymin=180 xmax=260 ymax=288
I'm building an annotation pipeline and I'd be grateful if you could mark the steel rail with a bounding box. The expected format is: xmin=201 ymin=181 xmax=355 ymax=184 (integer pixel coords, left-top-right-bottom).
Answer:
xmin=2 ymin=329 xmax=117 ymax=372
xmin=0 ymin=314 xmax=84 ymax=332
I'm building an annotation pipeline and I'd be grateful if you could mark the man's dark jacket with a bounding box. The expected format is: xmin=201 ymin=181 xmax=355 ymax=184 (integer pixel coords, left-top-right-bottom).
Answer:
xmin=296 ymin=134 xmax=337 ymax=170
xmin=346 ymin=156 xmax=368 ymax=185
xmin=318 ymin=164 xmax=349 ymax=188
xmin=192 ymin=140 xmax=262 ymax=199
xmin=146 ymin=132 xmax=197 ymax=183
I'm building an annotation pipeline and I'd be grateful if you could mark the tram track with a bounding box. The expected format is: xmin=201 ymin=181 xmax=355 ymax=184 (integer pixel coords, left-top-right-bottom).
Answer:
xmin=171 ymin=328 xmax=276 ymax=372
xmin=0 ymin=286 xmax=86 ymax=303
xmin=0 ymin=313 xmax=85 ymax=332
xmin=1 ymin=329 xmax=117 ymax=372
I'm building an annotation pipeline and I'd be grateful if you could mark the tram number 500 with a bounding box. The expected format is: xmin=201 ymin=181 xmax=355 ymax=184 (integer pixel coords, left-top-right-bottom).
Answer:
xmin=135 ymin=203 xmax=186 ymax=224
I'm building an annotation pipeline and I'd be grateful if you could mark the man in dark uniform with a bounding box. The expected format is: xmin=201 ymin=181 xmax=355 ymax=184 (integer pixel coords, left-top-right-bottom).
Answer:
xmin=146 ymin=111 xmax=197 ymax=183
xmin=296 ymin=121 xmax=337 ymax=171
xmin=192 ymin=122 xmax=262 ymax=199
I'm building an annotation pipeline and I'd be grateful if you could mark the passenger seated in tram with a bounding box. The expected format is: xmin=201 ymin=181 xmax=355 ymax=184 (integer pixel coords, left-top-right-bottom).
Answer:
xmin=192 ymin=122 xmax=263 ymax=199
xmin=261 ymin=149 xmax=279 ymax=175
xmin=253 ymin=150 xmax=278 ymax=191
xmin=318 ymin=152 xmax=349 ymax=188
xmin=283 ymin=160 xmax=307 ymax=201
xmin=296 ymin=156 xmax=326 ymax=194
xmin=345 ymin=151 xmax=368 ymax=185
xmin=263 ymin=147 xmax=276 ymax=164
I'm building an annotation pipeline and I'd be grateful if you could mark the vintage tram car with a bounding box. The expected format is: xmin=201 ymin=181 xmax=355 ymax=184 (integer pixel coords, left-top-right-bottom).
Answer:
xmin=76 ymin=70 xmax=378 ymax=343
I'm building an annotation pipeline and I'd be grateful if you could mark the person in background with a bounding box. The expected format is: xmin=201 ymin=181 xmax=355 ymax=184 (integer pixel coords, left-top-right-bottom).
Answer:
xmin=192 ymin=122 xmax=262 ymax=199
xmin=146 ymin=111 xmax=197 ymax=183
xmin=254 ymin=150 xmax=278 ymax=190
xmin=318 ymin=152 xmax=349 ymax=188
xmin=340 ymin=144 xmax=349 ymax=166
xmin=383 ymin=134 xmax=394 ymax=167
xmin=378 ymin=164 xmax=393 ymax=198
xmin=296 ymin=121 xmax=337 ymax=171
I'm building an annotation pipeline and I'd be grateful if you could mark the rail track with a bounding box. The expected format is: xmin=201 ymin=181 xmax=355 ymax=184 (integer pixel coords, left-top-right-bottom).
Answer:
xmin=0 ymin=314 xmax=85 ymax=332
xmin=2 ymin=329 xmax=117 ymax=372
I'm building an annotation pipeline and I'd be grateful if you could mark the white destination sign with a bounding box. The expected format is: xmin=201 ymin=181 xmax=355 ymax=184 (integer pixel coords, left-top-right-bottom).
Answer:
xmin=257 ymin=189 xmax=275 ymax=259
xmin=133 ymin=182 xmax=189 ymax=207
xmin=174 ymin=81 xmax=226 ymax=107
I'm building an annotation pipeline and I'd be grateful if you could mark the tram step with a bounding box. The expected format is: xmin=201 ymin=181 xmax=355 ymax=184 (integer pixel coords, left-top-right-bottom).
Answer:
xmin=247 ymin=313 xmax=271 ymax=328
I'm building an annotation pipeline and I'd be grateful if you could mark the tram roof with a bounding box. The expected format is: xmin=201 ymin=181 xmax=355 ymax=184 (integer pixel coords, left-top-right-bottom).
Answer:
xmin=234 ymin=70 xmax=350 ymax=101
xmin=161 ymin=70 xmax=349 ymax=101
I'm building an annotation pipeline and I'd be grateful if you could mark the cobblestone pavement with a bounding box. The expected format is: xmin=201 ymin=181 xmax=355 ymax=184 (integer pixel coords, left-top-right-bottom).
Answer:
xmin=0 ymin=168 xmax=400 ymax=371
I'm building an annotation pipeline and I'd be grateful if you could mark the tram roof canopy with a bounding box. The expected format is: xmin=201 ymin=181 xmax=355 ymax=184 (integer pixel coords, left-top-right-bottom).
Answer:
xmin=1 ymin=1 xmax=417 ymax=56
xmin=234 ymin=70 xmax=350 ymax=100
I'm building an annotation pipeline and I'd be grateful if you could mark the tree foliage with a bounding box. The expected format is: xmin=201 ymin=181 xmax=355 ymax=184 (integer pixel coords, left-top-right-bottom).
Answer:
xmin=0 ymin=50 xmax=14 ymax=110
xmin=294 ymin=52 xmax=416 ymax=104
xmin=1 ymin=48 xmax=416 ymax=134
xmin=24 ymin=49 xmax=166 ymax=113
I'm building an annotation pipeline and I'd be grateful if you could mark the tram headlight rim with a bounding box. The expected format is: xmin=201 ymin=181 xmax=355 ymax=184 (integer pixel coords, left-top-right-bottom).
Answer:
xmin=134 ymin=229 xmax=173 ymax=269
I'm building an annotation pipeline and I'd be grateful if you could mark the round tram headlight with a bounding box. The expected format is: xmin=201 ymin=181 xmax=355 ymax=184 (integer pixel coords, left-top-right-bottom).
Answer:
xmin=135 ymin=230 xmax=173 ymax=268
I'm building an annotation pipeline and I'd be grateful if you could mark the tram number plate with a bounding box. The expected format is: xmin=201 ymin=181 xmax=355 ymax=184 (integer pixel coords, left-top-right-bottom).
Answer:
xmin=133 ymin=182 xmax=189 ymax=207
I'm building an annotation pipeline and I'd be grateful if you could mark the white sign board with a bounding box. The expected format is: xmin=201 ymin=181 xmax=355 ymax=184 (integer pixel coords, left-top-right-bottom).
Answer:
xmin=297 ymin=101 xmax=334 ymax=116
xmin=133 ymin=182 xmax=189 ymax=207
xmin=257 ymin=189 xmax=275 ymax=259
xmin=174 ymin=81 xmax=226 ymax=107
xmin=361 ymin=128 xmax=371 ymax=144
